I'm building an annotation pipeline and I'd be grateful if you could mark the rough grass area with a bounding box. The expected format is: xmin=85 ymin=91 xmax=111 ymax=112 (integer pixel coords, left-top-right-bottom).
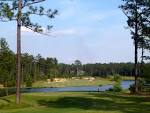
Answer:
xmin=0 ymin=92 xmax=150 ymax=113
xmin=32 ymin=77 xmax=112 ymax=88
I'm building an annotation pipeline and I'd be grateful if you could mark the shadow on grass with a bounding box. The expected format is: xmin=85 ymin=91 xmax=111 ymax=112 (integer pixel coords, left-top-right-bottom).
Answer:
xmin=0 ymin=98 xmax=30 ymax=109
xmin=0 ymin=98 xmax=11 ymax=103
xmin=88 ymin=92 xmax=150 ymax=103
xmin=38 ymin=93 xmax=150 ymax=113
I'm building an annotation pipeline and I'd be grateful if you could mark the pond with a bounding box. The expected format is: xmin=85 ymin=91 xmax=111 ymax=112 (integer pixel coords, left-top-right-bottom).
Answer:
xmin=23 ymin=80 xmax=134 ymax=93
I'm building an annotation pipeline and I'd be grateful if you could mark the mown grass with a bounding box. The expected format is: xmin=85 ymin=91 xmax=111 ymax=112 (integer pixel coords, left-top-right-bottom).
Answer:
xmin=0 ymin=92 xmax=150 ymax=113
xmin=107 ymin=76 xmax=134 ymax=81
xmin=32 ymin=77 xmax=113 ymax=88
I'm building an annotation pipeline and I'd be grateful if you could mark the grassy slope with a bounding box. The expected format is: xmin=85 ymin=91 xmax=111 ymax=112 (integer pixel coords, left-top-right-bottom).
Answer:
xmin=0 ymin=92 xmax=150 ymax=113
xmin=32 ymin=78 xmax=112 ymax=88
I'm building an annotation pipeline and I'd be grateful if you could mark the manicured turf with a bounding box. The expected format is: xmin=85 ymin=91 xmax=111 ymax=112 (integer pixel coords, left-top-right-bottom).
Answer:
xmin=0 ymin=92 xmax=150 ymax=113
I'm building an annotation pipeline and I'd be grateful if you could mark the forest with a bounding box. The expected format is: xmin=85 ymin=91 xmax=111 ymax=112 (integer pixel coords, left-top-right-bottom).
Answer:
xmin=0 ymin=38 xmax=150 ymax=87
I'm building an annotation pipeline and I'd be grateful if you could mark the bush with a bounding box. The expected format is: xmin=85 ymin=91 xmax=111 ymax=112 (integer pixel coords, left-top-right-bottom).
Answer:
xmin=143 ymin=64 xmax=150 ymax=82
xmin=0 ymin=88 xmax=16 ymax=97
xmin=26 ymin=77 xmax=32 ymax=87
xmin=113 ymin=81 xmax=122 ymax=92
xmin=107 ymin=75 xmax=112 ymax=80
xmin=108 ymin=80 xmax=122 ymax=92
xmin=50 ymin=76 xmax=54 ymax=82
xmin=0 ymin=88 xmax=6 ymax=97
xmin=7 ymin=80 xmax=16 ymax=87
xmin=113 ymin=74 xmax=121 ymax=82
xmin=129 ymin=81 xmax=143 ymax=94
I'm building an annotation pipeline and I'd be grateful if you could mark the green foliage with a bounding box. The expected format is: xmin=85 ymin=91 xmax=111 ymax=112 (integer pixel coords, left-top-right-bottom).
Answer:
xmin=113 ymin=74 xmax=121 ymax=82
xmin=0 ymin=38 xmax=16 ymax=87
xmin=129 ymin=80 xmax=143 ymax=94
xmin=120 ymin=0 xmax=150 ymax=93
xmin=120 ymin=0 xmax=150 ymax=60
xmin=143 ymin=64 xmax=150 ymax=82
xmin=0 ymin=0 xmax=58 ymax=33
xmin=120 ymin=0 xmax=150 ymax=39
xmin=113 ymin=81 xmax=122 ymax=92
xmin=0 ymin=88 xmax=7 ymax=97
xmin=26 ymin=76 xmax=32 ymax=87
xmin=129 ymin=84 xmax=137 ymax=94
xmin=0 ymin=38 xmax=144 ymax=89
xmin=108 ymin=74 xmax=122 ymax=92
xmin=0 ymin=38 xmax=9 ymax=51
xmin=83 ymin=63 xmax=134 ymax=77
xmin=7 ymin=80 xmax=16 ymax=87
xmin=0 ymin=88 xmax=16 ymax=97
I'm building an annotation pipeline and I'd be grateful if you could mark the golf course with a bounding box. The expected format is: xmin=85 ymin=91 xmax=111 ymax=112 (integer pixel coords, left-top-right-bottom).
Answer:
xmin=0 ymin=92 xmax=150 ymax=113
xmin=0 ymin=0 xmax=150 ymax=113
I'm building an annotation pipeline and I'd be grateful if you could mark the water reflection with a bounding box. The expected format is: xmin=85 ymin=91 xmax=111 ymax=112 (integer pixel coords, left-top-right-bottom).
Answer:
xmin=23 ymin=80 xmax=134 ymax=93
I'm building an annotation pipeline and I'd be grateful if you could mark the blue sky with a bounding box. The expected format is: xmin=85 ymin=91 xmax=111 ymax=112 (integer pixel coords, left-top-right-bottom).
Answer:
xmin=0 ymin=0 xmax=134 ymax=64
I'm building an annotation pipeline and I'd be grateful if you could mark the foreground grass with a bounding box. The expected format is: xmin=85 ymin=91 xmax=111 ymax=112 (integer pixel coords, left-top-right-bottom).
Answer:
xmin=32 ymin=77 xmax=112 ymax=88
xmin=0 ymin=92 xmax=150 ymax=113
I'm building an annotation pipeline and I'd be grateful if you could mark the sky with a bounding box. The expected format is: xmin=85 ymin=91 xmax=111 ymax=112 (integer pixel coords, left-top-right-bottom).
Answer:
xmin=0 ymin=0 xmax=134 ymax=64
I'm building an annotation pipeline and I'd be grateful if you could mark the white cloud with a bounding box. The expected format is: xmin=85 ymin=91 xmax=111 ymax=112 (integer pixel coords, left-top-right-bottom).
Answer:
xmin=50 ymin=29 xmax=76 ymax=37
xmin=21 ymin=26 xmax=77 ymax=37
xmin=21 ymin=26 xmax=33 ymax=32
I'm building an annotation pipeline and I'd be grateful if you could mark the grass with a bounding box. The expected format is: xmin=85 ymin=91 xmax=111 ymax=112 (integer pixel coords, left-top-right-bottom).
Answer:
xmin=121 ymin=76 xmax=134 ymax=81
xmin=32 ymin=77 xmax=113 ymax=88
xmin=107 ymin=76 xmax=134 ymax=81
xmin=0 ymin=92 xmax=150 ymax=113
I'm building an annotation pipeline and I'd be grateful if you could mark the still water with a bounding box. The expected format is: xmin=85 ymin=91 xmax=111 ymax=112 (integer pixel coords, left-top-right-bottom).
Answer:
xmin=23 ymin=80 xmax=134 ymax=93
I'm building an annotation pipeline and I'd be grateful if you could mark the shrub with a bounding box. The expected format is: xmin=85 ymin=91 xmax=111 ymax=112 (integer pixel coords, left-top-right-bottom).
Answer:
xmin=26 ymin=77 xmax=32 ymax=87
xmin=113 ymin=74 xmax=121 ymax=82
xmin=7 ymin=80 xmax=15 ymax=87
xmin=0 ymin=88 xmax=6 ymax=97
xmin=50 ymin=76 xmax=54 ymax=82
xmin=0 ymin=88 xmax=16 ymax=97
xmin=107 ymin=75 xmax=112 ymax=80
xmin=129 ymin=81 xmax=143 ymax=94
xmin=108 ymin=80 xmax=122 ymax=92
xmin=113 ymin=81 xmax=122 ymax=92
xmin=143 ymin=64 xmax=150 ymax=82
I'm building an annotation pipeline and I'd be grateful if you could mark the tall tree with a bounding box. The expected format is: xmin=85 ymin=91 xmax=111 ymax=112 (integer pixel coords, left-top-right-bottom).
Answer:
xmin=120 ymin=0 xmax=150 ymax=93
xmin=138 ymin=0 xmax=150 ymax=77
xmin=0 ymin=0 xmax=57 ymax=104
xmin=74 ymin=60 xmax=82 ymax=76
xmin=0 ymin=38 xmax=15 ymax=91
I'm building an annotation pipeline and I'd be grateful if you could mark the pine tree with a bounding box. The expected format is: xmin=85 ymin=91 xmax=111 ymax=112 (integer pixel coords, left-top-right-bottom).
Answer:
xmin=120 ymin=0 xmax=150 ymax=93
xmin=0 ymin=0 xmax=57 ymax=104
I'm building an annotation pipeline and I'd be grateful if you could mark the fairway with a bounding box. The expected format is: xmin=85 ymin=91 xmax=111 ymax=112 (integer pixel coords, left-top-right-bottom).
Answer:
xmin=0 ymin=92 xmax=150 ymax=113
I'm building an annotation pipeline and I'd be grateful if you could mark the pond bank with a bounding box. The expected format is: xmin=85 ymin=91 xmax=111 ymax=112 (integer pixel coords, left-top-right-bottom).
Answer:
xmin=23 ymin=80 xmax=134 ymax=93
xmin=0 ymin=80 xmax=134 ymax=97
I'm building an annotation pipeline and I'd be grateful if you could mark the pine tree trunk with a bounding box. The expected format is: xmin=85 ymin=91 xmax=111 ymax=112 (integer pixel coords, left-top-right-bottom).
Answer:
xmin=141 ymin=44 xmax=144 ymax=76
xmin=134 ymin=1 xmax=139 ymax=93
xmin=5 ymin=83 xmax=8 ymax=96
xmin=16 ymin=0 xmax=22 ymax=104
xmin=134 ymin=39 xmax=138 ymax=93
xmin=21 ymin=65 xmax=24 ymax=88
xmin=34 ymin=63 xmax=37 ymax=82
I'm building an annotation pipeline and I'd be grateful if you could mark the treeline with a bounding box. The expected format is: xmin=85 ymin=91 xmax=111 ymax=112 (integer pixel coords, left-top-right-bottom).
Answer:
xmin=83 ymin=63 xmax=134 ymax=77
xmin=0 ymin=38 xmax=150 ymax=87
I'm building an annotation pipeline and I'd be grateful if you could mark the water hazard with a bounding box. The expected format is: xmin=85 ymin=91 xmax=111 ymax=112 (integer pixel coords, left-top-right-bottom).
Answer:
xmin=23 ymin=80 xmax=134 ymax=93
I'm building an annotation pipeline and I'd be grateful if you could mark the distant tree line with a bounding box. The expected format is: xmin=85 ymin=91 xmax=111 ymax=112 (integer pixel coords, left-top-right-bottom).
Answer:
xmin=0 ymin=38 xmax=150 ymax=88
